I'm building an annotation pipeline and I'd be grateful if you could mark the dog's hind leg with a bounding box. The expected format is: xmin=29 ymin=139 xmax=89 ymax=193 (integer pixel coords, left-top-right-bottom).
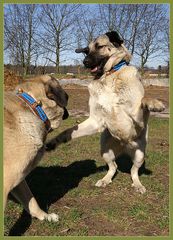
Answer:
xmin=130 ymin=148 xmax=146 ymax=194
xmin=11 ymin=180 xmax=59 ymax=222
xmin=95 ymin=129 xmax=119 ymax=187
xmin=130 ymin=127 xmax=148 ymax=194
xmin=95 ymin=149 xmax=117 ymax=187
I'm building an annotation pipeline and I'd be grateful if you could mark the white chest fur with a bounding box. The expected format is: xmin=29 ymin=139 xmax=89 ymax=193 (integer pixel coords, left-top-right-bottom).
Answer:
xmin=88 ymin=80 xmax=119 ymax=115
xmin=87 ymin=74 xmax=145 ymax=142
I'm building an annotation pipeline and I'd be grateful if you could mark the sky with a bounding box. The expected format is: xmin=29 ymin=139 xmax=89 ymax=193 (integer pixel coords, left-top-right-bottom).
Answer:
xmin=4 ymin=3 xmax=170 ymax=69
xmin=62 ymin=3 xmax=170 ymax=68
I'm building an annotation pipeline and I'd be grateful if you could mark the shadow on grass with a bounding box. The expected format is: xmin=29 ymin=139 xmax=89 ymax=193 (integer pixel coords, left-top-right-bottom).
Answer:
xmin=116 ymin=153 xmax=152 ymax=176
xmin=8 ymin=159 xmax=106 ymax=236
xmin=8 ymin=155 xmax=151 ymax=236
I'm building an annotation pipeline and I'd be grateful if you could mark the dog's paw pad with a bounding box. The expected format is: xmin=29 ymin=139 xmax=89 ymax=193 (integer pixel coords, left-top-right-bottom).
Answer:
xmin=95 ymin=179 xmax=112 ymax=187
xmin=132 ymin=183 xmax=146 ymax=194
xmin=46 ymin=213 xmax=59 ymax=222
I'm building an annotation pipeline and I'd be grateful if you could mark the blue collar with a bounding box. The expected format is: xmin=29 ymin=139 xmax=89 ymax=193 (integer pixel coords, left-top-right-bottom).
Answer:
xmin=16 ymin=90 xmax=51 ymax=132
xmin=112 ymin=60 xmax=128 ymax=71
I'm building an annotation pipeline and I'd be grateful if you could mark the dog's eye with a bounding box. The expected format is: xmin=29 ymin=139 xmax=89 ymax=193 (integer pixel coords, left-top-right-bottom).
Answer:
xmin=97 ymin=45 xmax=106 ymax=50
xmin=97 ymin=45 xmax=104 ymax=49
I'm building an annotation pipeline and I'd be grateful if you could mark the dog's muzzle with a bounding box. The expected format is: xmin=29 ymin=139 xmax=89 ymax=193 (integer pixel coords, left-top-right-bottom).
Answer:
xmin=83 ymin=55 xmax=109 ymax=74
xmin=83 ymin=55 xmax=95 ymax=68
xmin=63 ymin=107 xmax=69 ymax=120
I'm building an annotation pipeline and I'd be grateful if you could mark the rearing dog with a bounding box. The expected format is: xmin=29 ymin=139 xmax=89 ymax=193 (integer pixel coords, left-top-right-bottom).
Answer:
xmin=46 ymin=31 xmax=165 ymax=194
xmin=4 ymin=75 xmax=69 ymax=222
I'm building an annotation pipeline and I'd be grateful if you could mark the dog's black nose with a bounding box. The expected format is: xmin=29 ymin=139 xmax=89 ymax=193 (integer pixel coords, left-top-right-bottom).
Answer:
xmin=63 ymin=107 xmax=69 ymax=120
xmin=83 ymin=57 xmax=90 ymax=67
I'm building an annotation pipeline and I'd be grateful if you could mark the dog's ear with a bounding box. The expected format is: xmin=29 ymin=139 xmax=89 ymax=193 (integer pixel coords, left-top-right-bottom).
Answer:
xmin=45 ymin=77 xmax=68 ymax=108
xmin=106 ymin=31 xmax=123 ymax=47
xmin=75 ymin=47 xmax=89 ymax=54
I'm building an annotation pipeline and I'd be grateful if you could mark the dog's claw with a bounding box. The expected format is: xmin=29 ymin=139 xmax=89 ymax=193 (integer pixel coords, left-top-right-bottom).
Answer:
xmin=44 ymin=213 xmax=59 ymax=222
xmin=95 ymin=179 xmax=112 ymax=187
xmin=131 ymin=183 xmax=146 ymax=194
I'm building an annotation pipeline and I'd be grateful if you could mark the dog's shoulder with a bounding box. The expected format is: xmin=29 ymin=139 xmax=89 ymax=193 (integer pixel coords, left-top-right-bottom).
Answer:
xmin=4 ymin=92 xmax=17 ymax=129
xmin=117 ymin=65 xmax=139 ymax=81
xmin=4 ymin=90 xmax=46 ymax=151
xmin=4 ymin=90 xmax=33 ymax=116
xmin=4 ymin=91 xmax=30 ymax=137
xmin=100 ymin=65 xmax=144 ymax=98
xmin=4 ymin=91 xmax=23 ymax=114
xmin=117 ymin=65 xmax=137 ymax=73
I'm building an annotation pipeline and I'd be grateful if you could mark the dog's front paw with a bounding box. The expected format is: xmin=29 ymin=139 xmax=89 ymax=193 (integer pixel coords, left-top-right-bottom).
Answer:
xmin=142 ymin=98 xmax=165 ymax=112
xmin=131 ymin=183 xmax=146 ymax=194
xmin=45 ymin=140 xmax=57 ymax=151
xmin=44 ymin=213 xmax=59 ymax=222
xmin=95 ymin=178 xmax=112 ymax=187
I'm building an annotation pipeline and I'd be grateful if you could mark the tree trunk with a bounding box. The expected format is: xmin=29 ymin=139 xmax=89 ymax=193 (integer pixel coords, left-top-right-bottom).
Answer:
xmin=56 ymin=33 xmax=60 ymax=74
xmin=140 ymin=56 xmax=145 ymax=75
xmin=26 ymin=15 xmax=32 ymax=75
xmin=55 ymin=49 xmax=60 ymax=74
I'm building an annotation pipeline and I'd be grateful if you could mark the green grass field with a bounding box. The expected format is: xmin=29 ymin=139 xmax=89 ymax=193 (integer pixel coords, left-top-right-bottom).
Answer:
xmin=4 ymin=117 xmax=169 ymax=236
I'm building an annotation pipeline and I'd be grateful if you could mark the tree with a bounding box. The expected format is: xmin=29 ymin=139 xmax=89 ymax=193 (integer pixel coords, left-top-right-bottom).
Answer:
xmin=98 ymin=4 xmax=169 ymax=71
xmin=163 ymin=18 xmax=170 ymax=55
xmin=134 ymin=4 xmax=169 ymax=71
xmin=39 ymin=4 xmax=80 ymax=73
xmin=98 ymin=4 xmax=129 ymax=33
xmin=4 ymin=4 xmax=40 ymax=75
xmin=75 ymin=6 xmax=100 ymax=46
xmin=162 ymin=17 xmax=169 ymax=75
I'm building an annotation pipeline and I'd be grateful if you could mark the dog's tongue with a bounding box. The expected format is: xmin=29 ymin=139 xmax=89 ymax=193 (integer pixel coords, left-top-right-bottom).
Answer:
xmin=91 ymin=66 xmax=98 ymax=73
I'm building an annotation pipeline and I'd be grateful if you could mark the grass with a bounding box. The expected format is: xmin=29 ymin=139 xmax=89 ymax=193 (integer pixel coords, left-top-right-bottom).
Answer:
xmin=4 ymin=116 xmax=169 ymax=236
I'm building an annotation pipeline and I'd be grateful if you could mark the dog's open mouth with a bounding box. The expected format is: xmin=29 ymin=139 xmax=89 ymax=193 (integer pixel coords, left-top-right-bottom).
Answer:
xmin=83 ymin=56 xmax=108 ymax=75
xmin=91 ymin=66 xmax=99 ymax=73
xmin=85 ymin=59 xmax=108 ymax=75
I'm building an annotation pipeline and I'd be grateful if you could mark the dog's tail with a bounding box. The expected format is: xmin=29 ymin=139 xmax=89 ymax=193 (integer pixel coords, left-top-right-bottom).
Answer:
xmin=141 ymin=97 xmax=165 ymax=112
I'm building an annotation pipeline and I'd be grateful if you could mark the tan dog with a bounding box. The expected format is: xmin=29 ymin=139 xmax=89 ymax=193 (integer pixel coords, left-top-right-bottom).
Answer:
xmin=46 ymin=32 xmax=165 ymax=194
xmin=4 ymin=75 xmax=68 ymax=222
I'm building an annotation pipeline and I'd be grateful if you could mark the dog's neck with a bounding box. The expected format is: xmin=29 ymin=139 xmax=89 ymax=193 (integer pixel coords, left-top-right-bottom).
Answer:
xmin=94 ymin=60 xmax=128 ymax=79
xmin=112 ymin=60 xmax=128 ymax=71
xmin=16 ymin=89 xmax=52 ymax=132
